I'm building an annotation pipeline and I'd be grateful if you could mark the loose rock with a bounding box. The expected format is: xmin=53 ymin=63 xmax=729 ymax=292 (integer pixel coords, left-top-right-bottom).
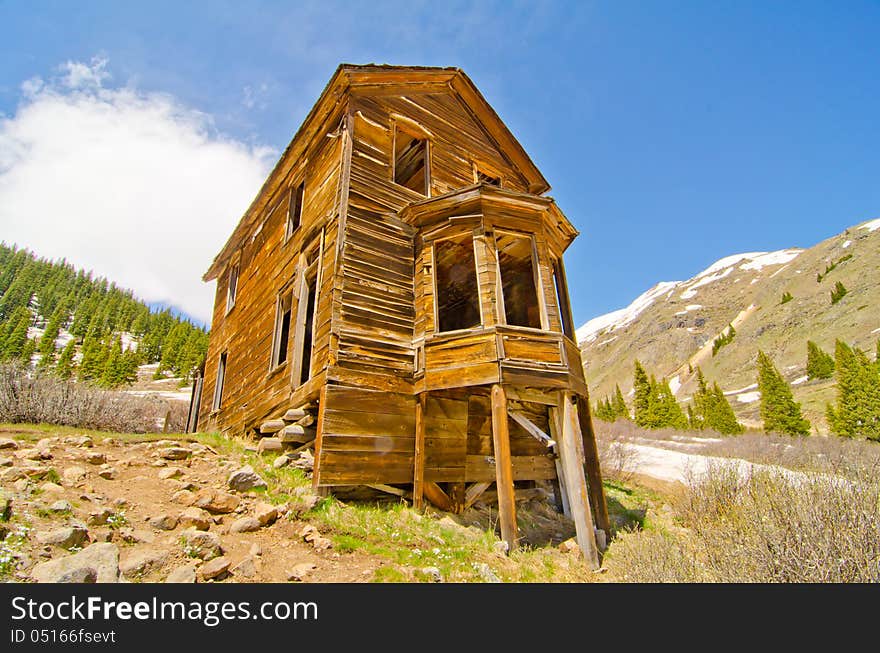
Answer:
xmin=158 ymin=467 xmax=183 ymax=480
xmin=62 ymin=466 xmax=87 ymax=486
xmin=36 ymin=525 xmax=89 ymax=550
xmin=166 ymin=564 xmax=197 ymax=583
xmin=287 ymin=562 xmax=317 ymax=581
xmin=194 ymin=489 xmax=240 ymax=514
xmin=180 ymin=529 xmax=222 ymax=560
xmin=120 ymin=549 xmax=169 ymax=577
xmin=230 ymin=516 xmax=260 ymax=533
xmin=85 ymin=452 xmax=106 ymax=465
xmin=0 ymin=438 xmax=19 ymax=450
xmin=30 ymin=543 xmax=120 ymax=583
xmin=159 ymin=447 xmax=191 ymax=461
xmin=148 ymin=514 xmax=178 ymax=531
xmin=254 ymin=502 xmax=278 ymax=527
xmin=49 ymin=500 xmax=72 ymax=513
xmin=227 ymin=466 xmax=267 ymax=492
xmin=231 ymin=556 xmax=257 ymax=579
xmin=97 ymin=466 xmax=117 ymax=480
xmin=178 ymin=507 xmax=211 ymax=531
xmin=198 ymin=556 xmax=230 ymax=581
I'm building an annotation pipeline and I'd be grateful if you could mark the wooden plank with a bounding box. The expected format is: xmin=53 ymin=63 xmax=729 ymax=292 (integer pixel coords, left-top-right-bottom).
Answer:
xmin=508 ymin=410 xmax=555 ymax=447
xmin=448 ymin=482 xmax=466 ymax=513
xmin=547 ymin=406 xmax=570 ymax=518
xmin=490 ymin=384 xmax=517 ymax=553
xmin=576 ymin=394 xmax=611 ymax=540
xmin=311 ymin=384 xmax=328 ymax=491
xmin=259 ymin=419 xmax=286 ymax=434
xmin=464 ymin=481 xmax=492 ymax=509
xmin=559 ymin=393 xmax=600 ymax=570
xmin=423 ymin=481 xmax=453 ymax=512
xmin=464 ymin=455 xmax=557 ymax=482
xmin=413 ymin=393 xmax=426 ymax=510
xmin=367 ymin=484 xmax=412 ymax=499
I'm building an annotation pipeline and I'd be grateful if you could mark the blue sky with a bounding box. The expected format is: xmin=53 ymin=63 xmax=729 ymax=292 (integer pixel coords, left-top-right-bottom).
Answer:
xmin=2 ymin=1 xmax=879 ymax=327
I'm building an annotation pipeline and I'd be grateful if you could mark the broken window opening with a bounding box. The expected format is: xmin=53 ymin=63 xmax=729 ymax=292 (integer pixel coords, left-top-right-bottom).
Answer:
xmin=271 ymin=290 xmax=293 ymax=368
xmin=496 ymin=232 xmax=541 ymax=329
xmin=394 ymin=127 xmax=428 ymax=194
xmin=286 ymin=182 xmax=304 ymax=240
xmin=226 ymin=262 xmax=239 ymax=313
xmin=299 ymin=273 xmax=317 ymax=385
xmin=434 ymin=234 xmax=481 ymax=333
xmin=552 ymin=258 xmax=575 ymax=339
xmin=477 ymin=170 xmax=502 ymax=187
xmin=212 ymin=351 xmax=227 ymax=411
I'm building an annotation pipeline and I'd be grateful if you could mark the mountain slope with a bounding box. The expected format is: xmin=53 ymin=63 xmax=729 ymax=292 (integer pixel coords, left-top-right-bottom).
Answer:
xmin=578 ymin=218 xmax=880 ymax=433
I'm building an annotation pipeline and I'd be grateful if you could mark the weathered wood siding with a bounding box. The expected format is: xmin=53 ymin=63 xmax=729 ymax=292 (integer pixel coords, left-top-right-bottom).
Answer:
xmin=200 ymin=117 xmax=345 ymax=434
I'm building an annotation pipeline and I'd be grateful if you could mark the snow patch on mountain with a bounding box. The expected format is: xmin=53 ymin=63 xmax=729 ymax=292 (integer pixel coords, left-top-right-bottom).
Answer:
xmin=576 ymin=281 xmax=680 ymax=343
xmin=859 ymin=218 xmax=880 ymax=232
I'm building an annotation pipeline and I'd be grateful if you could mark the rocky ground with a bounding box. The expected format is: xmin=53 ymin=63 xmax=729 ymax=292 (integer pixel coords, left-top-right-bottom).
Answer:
xmin=0 ymin=428 xmax=385 ymax=583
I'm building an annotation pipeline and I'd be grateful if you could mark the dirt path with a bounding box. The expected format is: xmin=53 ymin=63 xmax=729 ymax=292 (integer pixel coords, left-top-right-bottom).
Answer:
xmin=0 ymin=429 xmax=385 ymax=583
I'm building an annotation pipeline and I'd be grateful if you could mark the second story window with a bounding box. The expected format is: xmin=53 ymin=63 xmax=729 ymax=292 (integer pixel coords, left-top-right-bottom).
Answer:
xmin=226 ymin=261 xmax=239 ymax=313
xmin=434 ymin=234 xmax=480 ymax=333
xmin=271 ymin=288 xmax=293 ymax=368
xmin=394 ymin=126 xmax=428 ymax=195
xmin=496 ymin=231 xmax=541 ymax=329
xmin=286 ymin=182 xmax=304 ymax=240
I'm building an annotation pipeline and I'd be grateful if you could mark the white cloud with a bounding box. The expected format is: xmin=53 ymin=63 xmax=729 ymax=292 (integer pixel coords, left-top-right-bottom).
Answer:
xmin=0 ymin=58 xmax=274 ymax=325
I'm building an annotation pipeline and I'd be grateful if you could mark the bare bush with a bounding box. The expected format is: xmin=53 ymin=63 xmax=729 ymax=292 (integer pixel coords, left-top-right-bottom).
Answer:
xmin=0 ymin=363 xmax=186 ymax=433
xmin=594 ymin=420 xmax=638 ymax=482
xmin=606 ymin=463 xmax=880 ymax=582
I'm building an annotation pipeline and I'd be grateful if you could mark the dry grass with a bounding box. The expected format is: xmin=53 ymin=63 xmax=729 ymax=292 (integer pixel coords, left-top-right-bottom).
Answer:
xmin=0 ymin=363 xmax=187 ymax=433
xmin=604 ymin=463 xmax=880 ymax=582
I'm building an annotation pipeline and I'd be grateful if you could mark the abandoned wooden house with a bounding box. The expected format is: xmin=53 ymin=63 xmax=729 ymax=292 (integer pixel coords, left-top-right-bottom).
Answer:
xmin=191 ymin=64 xmax=609 ymax=566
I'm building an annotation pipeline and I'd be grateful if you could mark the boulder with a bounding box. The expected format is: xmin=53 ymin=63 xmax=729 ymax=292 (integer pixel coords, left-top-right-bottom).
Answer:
xmin=85 ymin=452 xmax=106 ymax=465
xmin=0 ymin=456 xmax=13 ymax=467
xmin=120 ymin=549 xmax=170 ymax=577
xmin=287 ymin=561 xmax=317 ymax=582
xmin=272 ymin=455 xmax=290 ymax=469
xmin=36 ymin=525 xmax=89 ymax=550
xmin=165 ymin=563 xmax=197 ymax=583
xmin=0 ymin=438 xmax=19 ymax=449
xmin=148 ymin=513 xmax=178 ymax=530
xmin=172 ymin=490 xmax=197 ymax=506
xmin=158 ymin=467 xmax=183 ymax=480
xmin=230 ymin=516 xmax=260 ymax=533
xmin=231 ymin=556 xmax=257 ymax=579
xmin=254 ymin=502 xmax=278 ymax=527
xmin=0 ymin=467 xmax=25 ymax=483
xmin=62 ymin=466 xmax=87 ymax=485
xmin=198 ymin=556 xmax=230 ymax=581
xmin=40 ymin=482 xmax=66 ymax=495
xmin=159 ymin=447 xmax=191 ymax=460
xmin=178 ymin=507 xmax=211 ymax=531
xmin=30 ymin=543 xmax=120 ymax=583
xmin=194 ymin=489 xmax=240 ymax=514
xmin=180 ymin=529 xmax=222 ymax=560
xmin=227 ymin=466 xmax=267 ymax=492
xmin=97 ymin=466 xmax=117 ymax=480
xmin=49 ymin=500 xmax=72 ymax=513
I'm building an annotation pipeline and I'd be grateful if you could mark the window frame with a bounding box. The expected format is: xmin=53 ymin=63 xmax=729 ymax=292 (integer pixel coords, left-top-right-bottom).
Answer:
xmin=431 ymin=231 xmax=483 ymax=335
xmin=211 ymin=351 xmax=227 ymax=412
xmin=285 ymin=181 xmax=305 ymax=242
xmin=225 ymin=258 xmax=240 ymax=315
xmin=391 ymin=121 xmax=431 ymax=197
xmin=270 ymin=284 xmax=294 ymax=371
xmin=493 ymin=229 xmax=547 ymax=331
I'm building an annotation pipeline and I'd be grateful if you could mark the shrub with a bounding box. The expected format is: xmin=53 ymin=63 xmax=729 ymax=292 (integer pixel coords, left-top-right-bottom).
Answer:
xmin=0 ymin=362 xmax=187 ymax=433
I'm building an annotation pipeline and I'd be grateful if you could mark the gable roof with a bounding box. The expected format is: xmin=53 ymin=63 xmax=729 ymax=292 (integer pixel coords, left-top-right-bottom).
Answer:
xmin=204 ymin=64 xmax=551 ymax=281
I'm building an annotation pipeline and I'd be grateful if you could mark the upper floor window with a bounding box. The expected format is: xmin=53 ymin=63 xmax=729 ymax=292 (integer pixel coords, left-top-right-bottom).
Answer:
xmin=434 ymin=233 xmax=480 ymax=332
xmin=226 ymin=261 xmax=239 ymax=313
xmin=394 ymin=126 xmax=429 ymax=195
xmin=286 ymin=182 xmax=304 ymax=240
xmin=496 ymin=231 xmax=541 ymax=329
xmin=271 ymin=288 xmax=293 ymax=368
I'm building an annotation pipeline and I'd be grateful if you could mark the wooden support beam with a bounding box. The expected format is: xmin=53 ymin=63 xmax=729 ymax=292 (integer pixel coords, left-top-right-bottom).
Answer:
xmin=413 ymin=393 xmax=427 ymax=510
xmin=464 ymin=481 xmax=492 ymax=510
xmin=491 ymin=383 xmax=518 ymax=553
xmin=575 ymin=394 xmax=611 ymax=540
xmin=547 ymin=406 xmax=571 ymax=518
xmin=311 ymin=385 xmax=327 ymax=492
xmin=559 ymin=393 xmax=600 ymax=570
xmin=423 ymin=481 xmax=453 ymax=512
xmin=367 ymin=484 xmax=412 ymax=499
xmin=508 ymin=409 xmax=555 ymax=447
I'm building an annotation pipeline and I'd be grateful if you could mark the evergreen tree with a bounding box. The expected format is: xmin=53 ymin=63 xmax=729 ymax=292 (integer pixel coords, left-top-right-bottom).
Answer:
xmin=20 ymin=337 xmax=37 ymax=366
xmin=78 ymin=335 xmax=108 ymax=382
xmin=780 ymin=291 xmax=793 ymax=305
xmin=806 ymin=340 xmax=835 ymax=380
xmin=594 ymin=397 xmax=615 ymax=422
xmin=611 ymin=384 xmax=629 ymax=420
xmin=633 ymin=360 xmax=654 ymax=428
xmin=55 ymin=340 xmax=76 ymax=380
xmin=757 ymin=350 xmax=811 ymax=436
xmin=653 ymin=377 xmax=688 ymax=430
xmin=826 ymin=340 xmax=880 ymax=440
xmin=712 ymin=324 xmax=736 ymax=356
xmin=830 ymin=281 xmax=848 ymax=304
xmin=706 ymin=382 xmax=744 ymax=434
xmin=1 ymin=307 xmax=31 ymax=361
